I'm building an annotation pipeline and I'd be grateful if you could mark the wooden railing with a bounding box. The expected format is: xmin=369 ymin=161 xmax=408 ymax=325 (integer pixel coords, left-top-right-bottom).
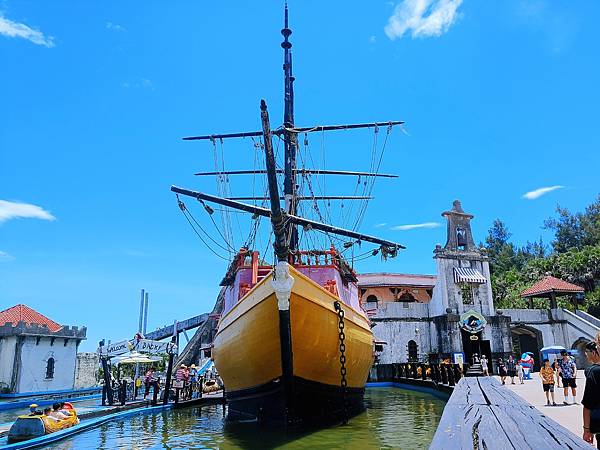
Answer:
xmin=370 ymin=362 xmax=463 ymax=386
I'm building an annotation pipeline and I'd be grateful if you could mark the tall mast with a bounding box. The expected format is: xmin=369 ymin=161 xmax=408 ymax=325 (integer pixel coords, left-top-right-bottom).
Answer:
xmin=282 ymin=3 xmax=299 ymax=252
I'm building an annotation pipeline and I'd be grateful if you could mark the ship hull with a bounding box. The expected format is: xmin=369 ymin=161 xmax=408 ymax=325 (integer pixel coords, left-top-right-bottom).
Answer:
xmin=212 ymin=266 xmax=373 ymax=425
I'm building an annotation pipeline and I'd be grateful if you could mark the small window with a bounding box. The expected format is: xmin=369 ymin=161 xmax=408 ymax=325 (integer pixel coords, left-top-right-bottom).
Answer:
xmin=366 ymin=295 xmax=378 ymax=304
xmin=36 ymin=337 xmax=41 ymax=346
xmin=398 ymin=292 xmax=416 ymax=303
xmin=46 ymin=358 xmax=55 ymax=379
xmin=375 ymin=344 xmax=384 ymax=352
xmin=407 ymin=340 xmax=418 ymax=362
xmin=63 ymin=338 xmax=69 ymax=347
xmin=50 ymin=338 xmax=55 ymax=347
xmin=456 ymin=226 xmax=467 ymax=250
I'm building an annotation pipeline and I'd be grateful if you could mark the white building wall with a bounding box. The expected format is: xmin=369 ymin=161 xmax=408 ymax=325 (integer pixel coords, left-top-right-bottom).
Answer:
xmin=16 ymin=336 xmax=78 ymax=393
xmin=0 ymin=336 xmax=17 ymax=390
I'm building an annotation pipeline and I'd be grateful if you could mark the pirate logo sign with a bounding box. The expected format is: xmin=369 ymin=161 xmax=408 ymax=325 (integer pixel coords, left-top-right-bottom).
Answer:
xmin=460 ymin=309 xmax=487 ymax=334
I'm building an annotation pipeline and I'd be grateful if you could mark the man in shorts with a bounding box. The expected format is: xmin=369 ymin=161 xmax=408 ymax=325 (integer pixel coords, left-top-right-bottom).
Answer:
xmin=540 ymin=359 xmax=557 ymax=406
xmin=557 ymin=350 xmax=577 ymax=404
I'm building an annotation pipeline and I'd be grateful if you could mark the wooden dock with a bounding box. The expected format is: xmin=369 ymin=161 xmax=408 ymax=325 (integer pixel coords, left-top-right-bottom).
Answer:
xmin=430 ymin=376 xmax=593 ymax=449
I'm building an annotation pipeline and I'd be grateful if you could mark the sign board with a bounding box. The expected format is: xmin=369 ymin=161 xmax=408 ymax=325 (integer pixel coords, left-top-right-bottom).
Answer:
xmin=131 ymin=339 xmax=177 ymax=355
xmin=459 ymin=309 xmax=487 ymax=334
xmin=98 ymin=337 xmax=177 ymax=358
xmin=98 ymin=340 xmax=131 ymax=358
xmin=172 ymin=380 xmax=184 ymax=389
xmin=452 ymin=352 xmax=464 ymax=366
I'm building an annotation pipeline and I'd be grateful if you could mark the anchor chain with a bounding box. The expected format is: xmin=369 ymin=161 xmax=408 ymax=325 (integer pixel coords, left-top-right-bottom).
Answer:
xmin=334 ymin=301 xmax=348 ymax=424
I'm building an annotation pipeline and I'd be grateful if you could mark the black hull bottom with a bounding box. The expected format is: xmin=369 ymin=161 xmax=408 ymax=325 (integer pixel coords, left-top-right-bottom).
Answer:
xmin=226 ymin=376 xmax=365 ymax=426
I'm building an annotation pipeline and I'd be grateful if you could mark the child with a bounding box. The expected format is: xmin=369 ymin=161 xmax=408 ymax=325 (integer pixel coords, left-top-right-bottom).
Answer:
xmin=540 ymin=359 xmax=557 ymax=406
xmin=516 ymin=361 xmax=524 ymax=384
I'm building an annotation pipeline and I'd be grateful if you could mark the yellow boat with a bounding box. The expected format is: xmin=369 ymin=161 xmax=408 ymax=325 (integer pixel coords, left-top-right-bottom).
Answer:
xmin=8 ymin=410 xmax=79 ymax=443
xmin=171 ymin=5 xmax=403 ymax=426
xmin=212 ymin=248 xmax=374 ymax=425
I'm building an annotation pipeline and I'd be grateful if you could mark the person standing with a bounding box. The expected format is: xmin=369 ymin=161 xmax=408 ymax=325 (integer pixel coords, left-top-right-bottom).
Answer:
xmin=582 ymin=339 xmax=600 ymax=448
xmin=143 ymin=367 xmax=156 ymax=400
xmin=498 ymin=358 xmax=507 ymax=385
xmin=540 ymin=359 xmax=557 ymax=406
xmin=516 ymin=360 xmax=524 ymax=384
xmin=506 ymin=355 xmax=517 ymax=384
xmin=557 ymin=350 xmax=577 ymax=404
xmin=481 ymin=354 xmax=489 ymax=376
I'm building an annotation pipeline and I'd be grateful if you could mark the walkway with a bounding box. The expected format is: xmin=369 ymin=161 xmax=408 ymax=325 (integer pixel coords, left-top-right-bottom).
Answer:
xmin=495 ymin=370 xmax=587 ymax=438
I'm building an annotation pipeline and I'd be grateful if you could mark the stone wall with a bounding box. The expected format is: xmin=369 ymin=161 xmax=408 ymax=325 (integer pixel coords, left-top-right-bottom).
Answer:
xmin=74 ymin=352 xmax=99 ymax=388
xmin=0 ymin=336 xmax=17 ymax=392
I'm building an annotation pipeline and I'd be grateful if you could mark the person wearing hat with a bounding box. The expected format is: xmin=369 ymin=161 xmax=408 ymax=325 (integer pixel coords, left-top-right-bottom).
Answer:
xmin=189 ymin=364 xmax=198 ymax=383
xmin=176 ymin=364 xmax=187 ymax=382
xmin=28 ymin=404 xmax=42 ymax=416
xmin=557 ymin=349 xmax=577 ymax=404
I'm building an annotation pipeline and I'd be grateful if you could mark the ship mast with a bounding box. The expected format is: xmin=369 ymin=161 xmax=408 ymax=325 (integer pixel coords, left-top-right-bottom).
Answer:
xmin=282 ymin=3 xmax=299 ymax=252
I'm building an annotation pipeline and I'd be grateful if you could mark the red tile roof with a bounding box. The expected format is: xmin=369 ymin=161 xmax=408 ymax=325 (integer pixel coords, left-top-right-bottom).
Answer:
xmin=521 ymin=276 xmax=584 ymax=298
xmin=0 ymin=304 xmax=63 ymax=332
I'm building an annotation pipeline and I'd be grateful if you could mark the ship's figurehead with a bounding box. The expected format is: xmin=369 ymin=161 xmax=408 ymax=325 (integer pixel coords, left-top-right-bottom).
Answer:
xmin=272 ymin=261 xmax=295 ymax=311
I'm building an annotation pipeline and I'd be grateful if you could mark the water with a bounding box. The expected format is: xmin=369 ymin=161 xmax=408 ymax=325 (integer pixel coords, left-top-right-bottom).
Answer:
xmin=37 ymin=388 xmax=445 ymax=449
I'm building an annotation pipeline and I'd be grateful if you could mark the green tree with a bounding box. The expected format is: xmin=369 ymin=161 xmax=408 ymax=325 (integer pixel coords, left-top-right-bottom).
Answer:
xmin=544 ymin=195 xmax=600 ymax=253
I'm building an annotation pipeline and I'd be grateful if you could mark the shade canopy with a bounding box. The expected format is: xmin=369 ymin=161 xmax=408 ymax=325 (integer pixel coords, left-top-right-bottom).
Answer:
xmin=521 ymin=275 xmax=584 ymax=299
xmin=114 ymin=351 xmax=160 ymax=364
xmin=540 ymin=345 xmax=566 ymax=354
xmin=453 ymin=267 xmax=486 ymax=284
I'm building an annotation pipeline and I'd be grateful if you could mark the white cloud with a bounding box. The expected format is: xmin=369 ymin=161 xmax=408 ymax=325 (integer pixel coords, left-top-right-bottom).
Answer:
xmin=0 ymin=14 xmax=54 ymax=47
xmin=0 ymin=200 xmax=56 ymax=223
xmin=106 ymin=22 xmax=126 ymax=32
xmin=374 ymin=222 xmax=387 ymax=228
xmin=369 ymin=35 xmax=377 ymax=44
xmin=0 ymin=250 xmax=15 ymax=261
xmin=522 ymin=185 xmax=564 ymax=200
xmin=385 ymin=0 xmax=463 ymax=40
xmin=122 ymin=78 xmax=154 ymax=90
xmin=391 ymin=222 xmax=441 ymax=230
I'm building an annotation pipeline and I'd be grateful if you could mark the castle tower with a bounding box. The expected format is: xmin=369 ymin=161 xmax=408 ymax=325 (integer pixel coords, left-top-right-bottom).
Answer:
xmin=429 ymin=200 xmax=495 ymax=317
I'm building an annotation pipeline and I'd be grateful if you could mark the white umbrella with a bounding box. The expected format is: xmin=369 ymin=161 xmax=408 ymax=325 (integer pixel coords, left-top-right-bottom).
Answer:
xmin=540 ymin=345 xmax=566 ymax=354
xmin=115 ymin=352 xmax=160 ymax=364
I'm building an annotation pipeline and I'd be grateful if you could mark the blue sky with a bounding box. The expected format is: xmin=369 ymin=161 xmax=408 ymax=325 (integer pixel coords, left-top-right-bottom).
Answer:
xmin=1 ymin=1 xmax=599 ymax=351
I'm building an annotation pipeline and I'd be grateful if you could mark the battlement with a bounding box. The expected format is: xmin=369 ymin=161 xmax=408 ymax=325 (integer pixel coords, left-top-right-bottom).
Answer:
xmin=0 ymin=321 xmax=87 ymax=339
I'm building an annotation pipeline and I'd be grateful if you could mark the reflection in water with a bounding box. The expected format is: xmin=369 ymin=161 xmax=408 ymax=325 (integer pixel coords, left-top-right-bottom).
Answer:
xmin=43 ymin=388 xmax=445 ymax=450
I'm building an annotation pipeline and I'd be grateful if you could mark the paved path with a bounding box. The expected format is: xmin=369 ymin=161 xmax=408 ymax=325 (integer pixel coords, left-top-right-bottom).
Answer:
xmin=493 ymin=369 xmax=587 ymax=439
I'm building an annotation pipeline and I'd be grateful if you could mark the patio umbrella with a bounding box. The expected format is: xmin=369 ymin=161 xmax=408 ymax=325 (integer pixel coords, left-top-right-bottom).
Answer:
xmin=115 ymin=352 xmax=159 ymax=364
xmin=540 ymin=346 xmax=566 ymax=354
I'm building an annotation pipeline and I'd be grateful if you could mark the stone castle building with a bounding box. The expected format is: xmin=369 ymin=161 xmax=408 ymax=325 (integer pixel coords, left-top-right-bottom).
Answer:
xmin=360 ymin=201 xmax=600 ymax=372
xmin=0 ymin=304 xmax=86 ymax=394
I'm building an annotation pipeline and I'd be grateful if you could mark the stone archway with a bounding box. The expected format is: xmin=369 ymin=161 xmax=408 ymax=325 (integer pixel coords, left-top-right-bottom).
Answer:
xmin=571 ymin=337 xmax=590 ymax=369
xmin=511 ymin=324 xmax=544 ymax=372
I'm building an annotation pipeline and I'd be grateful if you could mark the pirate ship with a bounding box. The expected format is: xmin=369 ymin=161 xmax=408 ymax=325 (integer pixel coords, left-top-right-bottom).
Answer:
xmin=171 ymin=6 xmax=405 ymax=425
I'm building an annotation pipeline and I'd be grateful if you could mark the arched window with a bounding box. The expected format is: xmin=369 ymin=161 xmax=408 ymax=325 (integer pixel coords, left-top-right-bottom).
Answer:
xmin=407 ymin=340 xmax=418 ymax=362
xmin=398 ymin=292 xmax=416 ymax=302
xmin=366 ymin=294 xmax=378 ymax=304
xmin=46 ymin=358 xmax=55 ymax=379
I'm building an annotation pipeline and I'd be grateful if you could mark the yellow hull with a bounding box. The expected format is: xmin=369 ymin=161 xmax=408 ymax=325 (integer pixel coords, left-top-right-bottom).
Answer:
xmin=213 ymin=265 xmax=373 ymax=394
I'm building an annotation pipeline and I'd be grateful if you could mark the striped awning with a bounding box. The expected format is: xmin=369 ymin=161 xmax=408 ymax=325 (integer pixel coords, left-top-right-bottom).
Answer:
xmin=454 ymin=267 xmax=486 ymax=284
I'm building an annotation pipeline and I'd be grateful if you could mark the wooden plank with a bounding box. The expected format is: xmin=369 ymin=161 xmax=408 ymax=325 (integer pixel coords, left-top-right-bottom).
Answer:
xmin=448 ymin=376 xmax=487 ymax=406
xmin=431 ymin=377 xmax=593 ymax=450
